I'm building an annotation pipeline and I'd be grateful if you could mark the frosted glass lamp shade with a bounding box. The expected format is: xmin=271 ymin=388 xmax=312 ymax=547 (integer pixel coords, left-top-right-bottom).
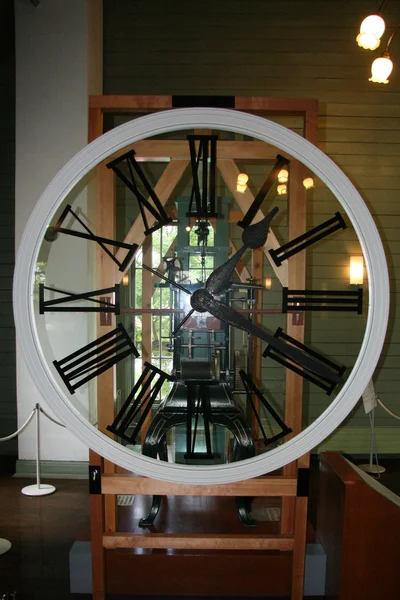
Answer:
xmin=236 ymin=172 xmax=249 ymax=193
xmin=350 ymin=256 xmax=364 ymax=285
xmin=369 ymin=56 xmax=393 ymax=83
xmin=277 ymin=184 xmax=287 ymax=195
xmin=356 ymin=31 xmax=381 ymax=50
xmin=277 ymin=168 xmax=289 ymax=183
xmin=360 ymin=14 xmax=385 ymax=38
xmin=303 ymin=177 xmax=314 ymax=190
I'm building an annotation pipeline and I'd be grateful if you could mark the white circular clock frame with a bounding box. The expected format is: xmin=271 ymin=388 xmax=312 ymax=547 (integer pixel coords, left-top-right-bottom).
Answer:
xmin=13 ymin=108 xmax=389 ymax=484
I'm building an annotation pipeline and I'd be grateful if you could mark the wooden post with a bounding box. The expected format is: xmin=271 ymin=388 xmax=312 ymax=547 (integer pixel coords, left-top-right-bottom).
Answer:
xmin=90 ymin=450 xmax=106 ymax=600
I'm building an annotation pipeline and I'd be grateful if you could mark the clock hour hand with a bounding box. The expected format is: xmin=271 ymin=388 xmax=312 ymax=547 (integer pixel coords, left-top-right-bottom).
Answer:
xmin=190 ymin=290 xmax=342 ymax=385
xmin=142 ymin=264 xmax=192 ymax=295
xmin=205 ymin=207 xmax=279 ymax=295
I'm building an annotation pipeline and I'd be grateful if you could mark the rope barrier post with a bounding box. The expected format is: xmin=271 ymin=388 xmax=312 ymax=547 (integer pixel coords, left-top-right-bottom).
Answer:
xmin=0 ymin=538 xmax=12 ymax=555
xmin=358 ymin=408 xmax=386 ymax=476
xmin=21 ymin=404 xmax=56 ymax=497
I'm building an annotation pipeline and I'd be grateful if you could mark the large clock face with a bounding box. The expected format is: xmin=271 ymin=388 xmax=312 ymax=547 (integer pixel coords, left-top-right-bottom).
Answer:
xmin=13 ymin=108 xmax=389 ymax=484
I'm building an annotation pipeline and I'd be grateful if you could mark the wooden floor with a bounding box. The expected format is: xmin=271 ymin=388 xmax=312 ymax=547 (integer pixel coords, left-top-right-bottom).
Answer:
xmin=1 ymin=455 xmax=398 ymax=599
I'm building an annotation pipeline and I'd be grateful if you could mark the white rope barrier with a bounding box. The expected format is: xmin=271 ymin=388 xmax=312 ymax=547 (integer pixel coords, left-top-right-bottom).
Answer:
xmin=0 ymin=407 xmax=36 ymax=443
xmin=39 ymin=406 xmax=66 ymax=428
xmin=378 ymin=397 xmax=400 ymax=421
xmin=0 ymin=403 xmax=67 ymax=498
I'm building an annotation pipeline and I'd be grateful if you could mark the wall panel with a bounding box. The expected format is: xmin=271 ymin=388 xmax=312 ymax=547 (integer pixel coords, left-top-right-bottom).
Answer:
xmin=103 ymin=0 xmax=400 ymax=454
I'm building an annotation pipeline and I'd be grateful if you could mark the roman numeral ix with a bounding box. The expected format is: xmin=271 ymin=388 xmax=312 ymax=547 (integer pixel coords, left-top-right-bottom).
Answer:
xmin=39 ymin=284 xmax=120 ymax=314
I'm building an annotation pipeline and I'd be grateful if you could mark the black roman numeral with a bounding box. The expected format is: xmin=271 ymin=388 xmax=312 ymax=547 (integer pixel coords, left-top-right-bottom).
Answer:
xmin=239 ymin=370 xmax=292 ymax=446
xmin=53 ymin=323 xmax=139 ymax=394
xmin=262 ymin=328 xmax=346 ymax=395
xmin=187 ymin=134 xmax=218 ymax=219
xmin=106 ymin=150 xmax=172 ymax=236
xmin=185 ymin=382 xmax=214 ymax=460
xmin=107 ymin=362 xmax=173 ymax=444
xmin=237 ymin=154 xmax=289 ymax=229
xmin=39 ymin=284 xmax=120 ymax=314
xmin=269 ymin=212 xmax=347 ymax=266
xmin=44 ymin=205 xmax=138 ymax=272
xmin=282 ymin=287 xmax=363 ymax=314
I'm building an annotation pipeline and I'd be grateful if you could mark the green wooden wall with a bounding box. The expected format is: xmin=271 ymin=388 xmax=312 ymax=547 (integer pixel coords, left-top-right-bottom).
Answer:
xmin=0 ymin=0 xmax=16 ymax=456
xmin=103 ymin=0 xmax=400 ymax=454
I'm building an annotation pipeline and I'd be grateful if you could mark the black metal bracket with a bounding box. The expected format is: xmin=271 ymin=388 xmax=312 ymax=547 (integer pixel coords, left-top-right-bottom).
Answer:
xmin=89 ymin=465 xmax=101 ymax=494
xmin=297 ymin=468 xmax=310 ymax=497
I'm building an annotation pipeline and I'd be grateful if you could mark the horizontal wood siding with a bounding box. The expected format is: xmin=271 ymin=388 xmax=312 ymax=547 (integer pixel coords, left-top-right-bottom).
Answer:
xmin=103 ymin=0 xmax=400 ymax=453
xmin=0 ymin=0 xmax=16 ymax=455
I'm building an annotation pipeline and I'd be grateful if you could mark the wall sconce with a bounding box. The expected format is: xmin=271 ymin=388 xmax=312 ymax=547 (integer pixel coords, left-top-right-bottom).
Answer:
xmin=350 ymin=256 xmax=364 ymax=285
xmin=236 ymin=173 xmax=249 ymax=193
xmin=122 ymin=274 xmax=129 ymax=286
xmin=264 ymin=277 xmax=272 ymax=289
xmin=303 ymin=177 xmax=314 ymax=190
xmin=356 ymin=14 xmax=385 ymax=50
xmin=277 ymin=168 xmax=289 ymax=184
xmin=277 ymin=184 xmax=287 ymax=195
xmin=369 ymin=52 xmax=393 ymax=83
xmin=355 ymin=5 xmax=399 ymax=85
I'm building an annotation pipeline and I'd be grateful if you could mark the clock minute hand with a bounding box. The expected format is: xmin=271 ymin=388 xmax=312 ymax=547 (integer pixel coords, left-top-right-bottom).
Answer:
xmin=205 ymin=207 xmax=279 ymax=296
xmin=191 ymin=290 xmax=342 ymax=385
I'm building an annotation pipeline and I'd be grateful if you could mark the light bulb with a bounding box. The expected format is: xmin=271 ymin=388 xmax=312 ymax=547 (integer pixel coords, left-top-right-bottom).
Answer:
xmin=360 ymin=14 xmax=385 ymax=39
xmin=277 ymin=184 xmax=287 ymax=195
xmin=303 ymin=177 xmax=314 ymax=190
xmin=369 ymin=55 xmax=393 ymax=83
xmin=356 ymin=31 xmax=380 ymax=50
xmin=185 ymin=225 xmax=191 ymax=232
xmin=277 ymin=168 xmax=289 ymax=183
xmin=236 ymin=173 xmax=248 ymax=193
xmin=350 ymin=256 xmax=364 ymax=285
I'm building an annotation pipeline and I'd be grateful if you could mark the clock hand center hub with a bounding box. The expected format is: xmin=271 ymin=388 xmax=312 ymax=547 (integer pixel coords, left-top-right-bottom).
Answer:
xmin=190 ymin=288 xmax=213 ymax=313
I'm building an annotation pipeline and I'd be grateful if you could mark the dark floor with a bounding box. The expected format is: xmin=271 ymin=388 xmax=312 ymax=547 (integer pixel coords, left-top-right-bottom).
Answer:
xmin=0 ymin=455 xmax=398 ymax=600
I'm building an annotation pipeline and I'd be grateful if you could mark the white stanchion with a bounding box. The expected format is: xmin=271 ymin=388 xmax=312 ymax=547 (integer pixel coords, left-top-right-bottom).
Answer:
xmin=0 ymin=538 xmax=11 ymax=555
xmin=358 ymin=409 xmax=386 ymax=476
xmin=21 ymin=404 xmax=56 ymax=497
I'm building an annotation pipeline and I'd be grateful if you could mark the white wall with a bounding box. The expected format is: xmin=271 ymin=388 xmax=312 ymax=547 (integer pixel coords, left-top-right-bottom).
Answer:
xmin=15 ymin=0 xmax=101 ymax=461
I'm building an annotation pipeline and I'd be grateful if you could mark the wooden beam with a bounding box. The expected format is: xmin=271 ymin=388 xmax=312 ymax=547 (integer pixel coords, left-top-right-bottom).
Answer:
xmin=281 ymin=158 xmax=307 ymax=536
xmin=217 ymin=159 xmax=288 ymax=287
xmin=89 ymin=95 xmax=172 ymax=110
xmin=103 ymin=533 xmax=295 ymax=551
xmin=291 ymin=496 xmax=308 ymax=599
xmin=105 ymin=139 xmax=282 ymax=163
xmin=101 ymin=475 xmax=298 ymax=497
xmin=114 ymin=159 xmax=189 ymax=282
xmin=235 ymin=96 xmax=318 ymax=116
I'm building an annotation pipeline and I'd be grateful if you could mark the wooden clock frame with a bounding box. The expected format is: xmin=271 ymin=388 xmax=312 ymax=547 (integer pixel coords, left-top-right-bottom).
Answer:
xmin=88 ymin=95 xmax=315 ymax=599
